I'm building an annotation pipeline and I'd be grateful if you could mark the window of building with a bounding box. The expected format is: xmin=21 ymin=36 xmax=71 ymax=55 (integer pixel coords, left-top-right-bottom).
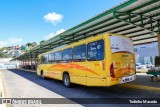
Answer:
xmin=73 ymin=44 xmax=86 ymax=61
xmin=87 ymin=40 xmax=104 ymax=61
xmin=55 ymin=51 xmax=62 ymax=61
xmin=140 ymin=46 xmax=146 ymax=48
xmin=63 ymin=48 xmax=72 ymax=61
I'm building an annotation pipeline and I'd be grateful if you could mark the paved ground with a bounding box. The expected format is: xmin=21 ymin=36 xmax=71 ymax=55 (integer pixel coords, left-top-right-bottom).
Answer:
xmin=130 ymin=74 xmax=160 ymax=88
xmin=1 ymin=69 xmax=160 ymax=107
xmin=1 ymin=69 xmax=82 ymax=107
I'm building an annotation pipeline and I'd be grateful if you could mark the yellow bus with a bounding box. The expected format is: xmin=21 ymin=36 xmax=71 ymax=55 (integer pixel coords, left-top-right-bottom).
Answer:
xmin=37 ymin=33 xmax=136 ymax=87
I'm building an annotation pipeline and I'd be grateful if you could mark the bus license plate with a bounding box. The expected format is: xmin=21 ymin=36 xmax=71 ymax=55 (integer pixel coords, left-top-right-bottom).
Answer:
xmin=120 ymin=75 xmax=136 ymax=83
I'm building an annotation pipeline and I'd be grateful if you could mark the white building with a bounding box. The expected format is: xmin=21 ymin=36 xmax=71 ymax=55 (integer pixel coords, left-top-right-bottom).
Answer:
xmin=134 ymin=42 xmax=158 ymax=65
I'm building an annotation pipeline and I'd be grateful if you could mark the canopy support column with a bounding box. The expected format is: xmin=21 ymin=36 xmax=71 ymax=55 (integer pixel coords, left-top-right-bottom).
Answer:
xmin=25 ymin=59 xmax=26 ymax=66
xmin=34 ymin=56 xmax=37 ymax=70
xmin=30 ymin=56 xmax=32 ymax=65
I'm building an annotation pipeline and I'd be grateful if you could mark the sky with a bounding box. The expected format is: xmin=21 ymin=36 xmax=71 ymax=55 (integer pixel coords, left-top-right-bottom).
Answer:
xmin=0 ymin=0 xmax=125 ymax=47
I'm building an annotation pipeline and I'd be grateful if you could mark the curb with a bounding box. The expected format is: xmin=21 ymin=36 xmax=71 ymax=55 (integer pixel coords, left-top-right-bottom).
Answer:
xmin=0 ymin=70 xmax=6 ymax=107
xmin=121 ymin=83 xmax=160 ymax=92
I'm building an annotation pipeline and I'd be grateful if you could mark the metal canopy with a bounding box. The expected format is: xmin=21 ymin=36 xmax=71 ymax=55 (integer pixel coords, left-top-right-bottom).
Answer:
xmin=13 ymin=0 xmax=160 ymax=60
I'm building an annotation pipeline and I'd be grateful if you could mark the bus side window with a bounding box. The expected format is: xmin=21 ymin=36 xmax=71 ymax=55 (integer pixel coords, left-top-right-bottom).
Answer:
xmin=55 ymin=51 xmax=62 ymax=62
xmin=49 ymin=52 xmax=54 ymax=63
xmin=44 ymin=54 xmax=49 ymax=63
xmin=40 ymin=55 xmax=49 ymax=64
xmin=87 ymin=40 xmax=104 ymax=61
xmin=63 ymin=48 xmax=72 ymax=62
xmin=73 ymin=44 xmax=86 ymax=62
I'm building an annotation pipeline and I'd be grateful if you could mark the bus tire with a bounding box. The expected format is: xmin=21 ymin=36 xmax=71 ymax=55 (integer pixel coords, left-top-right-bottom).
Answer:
xmin=63 ymin=73 xmax=71 ymax=88
xmin=41 ymin=70 xmax=45 ymax=79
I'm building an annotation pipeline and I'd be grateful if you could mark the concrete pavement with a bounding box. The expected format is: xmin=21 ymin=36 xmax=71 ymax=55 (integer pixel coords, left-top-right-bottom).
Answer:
xmin=1 ymin=69 xmax=82 ymax=107
xmin=121 ymin=73 xmax=160 ymax=92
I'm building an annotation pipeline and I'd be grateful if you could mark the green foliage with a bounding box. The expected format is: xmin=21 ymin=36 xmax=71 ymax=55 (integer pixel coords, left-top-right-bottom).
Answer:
xmin=0 ymin=48 xmax=4 ymax=51
xmin=0 ymin=52 xmax=12 ymax=58
xmin=0 ymin=47 xmax=7 ymax=51
xmin=40 ymin=40 xmax=45 ymax=45
xmin=27 ymin=42 xmax=32 ymax=47
xmin=32 ymin=42 xmax=38 ymax=47
xmin=25 ymin=42 xmax=38 ymax=51
xmin=26 ymin=42 xmax=38 ymax=47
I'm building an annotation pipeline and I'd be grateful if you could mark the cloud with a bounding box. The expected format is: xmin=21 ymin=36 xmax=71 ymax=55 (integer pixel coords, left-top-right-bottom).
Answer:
xmin=0 ymin=37 xmax=23 ymax=48
xmin=0 ymin=41 xmax=7 ymax=48
xmin=8 ymin=38 xmax=22 ymax=44
xmin=44 ymin=12 xmax=63 ymax=25
xmin=44 ymin=29 xmax=65 ymax=40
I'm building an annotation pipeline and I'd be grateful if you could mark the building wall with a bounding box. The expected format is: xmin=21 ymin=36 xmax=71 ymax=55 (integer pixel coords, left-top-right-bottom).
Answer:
xmin=134 ymin=42 xmax=158 ymax=65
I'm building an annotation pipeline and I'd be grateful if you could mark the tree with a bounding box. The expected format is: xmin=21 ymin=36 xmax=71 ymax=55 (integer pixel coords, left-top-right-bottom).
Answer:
xmin=32 ymin=42 xmax=38 ymax=47
xmin=26 ymin=42 xmax=32 ymax=47
xmin=0 ymin=52 xmax=4 ymax=57
xmin=0 ymin=48 xmax=4 ymax=51
xmin=26 ymin=42 xmax=38 ymax=47
xmin=40 ymin=40 xmax=45 ymax=45
xmin=0 ymin=52 xmax=11 ymax=58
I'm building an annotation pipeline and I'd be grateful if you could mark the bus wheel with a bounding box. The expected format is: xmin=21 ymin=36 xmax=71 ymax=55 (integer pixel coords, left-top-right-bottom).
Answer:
xmin=41 ymin=71 xmax=45 ymax=79
xmin=63 ymin=73 xmax=71 ymax=88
